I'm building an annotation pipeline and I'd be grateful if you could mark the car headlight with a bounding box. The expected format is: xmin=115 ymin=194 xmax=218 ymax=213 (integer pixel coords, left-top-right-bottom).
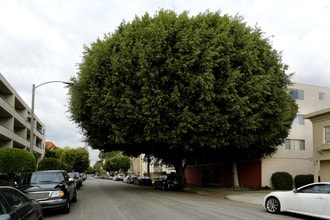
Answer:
xmin=50 ymin=191 xmax=65 ymax=198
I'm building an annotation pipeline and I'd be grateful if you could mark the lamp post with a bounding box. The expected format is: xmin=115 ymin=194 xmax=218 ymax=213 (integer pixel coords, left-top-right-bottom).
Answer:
xmin=29 ymin=81 xmax=73 ymax=153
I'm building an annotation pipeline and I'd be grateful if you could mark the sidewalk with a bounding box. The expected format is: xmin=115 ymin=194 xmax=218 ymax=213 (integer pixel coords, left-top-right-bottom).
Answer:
xmin=184 ymin=185 xmax=269 ymax=206
xmin=225 ymin=192 xmax=267 ymax=205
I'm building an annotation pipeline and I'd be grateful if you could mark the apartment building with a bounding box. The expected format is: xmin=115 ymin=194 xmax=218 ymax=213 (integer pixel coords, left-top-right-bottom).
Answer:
xmin=0 ymin=73 xmax=45 ymax=159
xmin=261 ymin=83 xmax=330 ymax=187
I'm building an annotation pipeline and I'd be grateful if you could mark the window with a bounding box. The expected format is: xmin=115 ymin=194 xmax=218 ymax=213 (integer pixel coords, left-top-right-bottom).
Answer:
xmin=293 ymin=114 xmax=305 ymax=125
xmin=1 ymin=189 xmax=27 ymax=210
xmin=285 ymin=139 xmax=305 ymax=150
xmin=0 ymin=195 xmax=9 ymax=214
xmin=325 ymin=126 xmax=330 ymax=143
xmin=289 ymin=89 xmax=304 ymax=100
xmin=319 ymin=92 xmax=326 ymax=100
xmin=299 ymin=184 xmax=330 ymax=194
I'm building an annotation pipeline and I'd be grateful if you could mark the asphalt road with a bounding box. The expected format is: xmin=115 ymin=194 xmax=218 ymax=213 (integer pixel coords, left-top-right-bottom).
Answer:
xmin=44 ymin=177 xmax=311 ymax=220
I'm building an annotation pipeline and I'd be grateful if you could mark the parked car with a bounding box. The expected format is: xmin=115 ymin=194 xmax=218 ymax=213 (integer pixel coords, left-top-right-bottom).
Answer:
xmin=18 ymin=170 xmax=77 ymax=214
xmin=264 ymin=182 xmax=330 ymax=219
xmin=113 ymin=173 xmax=125 ymax=181
xmin=127 ymin=174 xmax=138 ymax=184
xmin=134 ymin=176 xmax=152 ymax=186
xmin=70 ymin=172 xmax=83 ymax=188
xmin=0 ymin=186 xmax=43 ymax=220
xmin=68 ymin=172 xmax=82 ymax=189
xmin=153 ymin=174 xmax=183 ymax=191
xmin=80 ymin=173 xmax=87 ymax=181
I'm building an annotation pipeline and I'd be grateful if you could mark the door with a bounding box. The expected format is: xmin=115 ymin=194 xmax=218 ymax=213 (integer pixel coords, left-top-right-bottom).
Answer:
xmin=2 ymin=188 xmax=39 ymax=220
xmin=286 ymin=184 xmax=329 ymax=217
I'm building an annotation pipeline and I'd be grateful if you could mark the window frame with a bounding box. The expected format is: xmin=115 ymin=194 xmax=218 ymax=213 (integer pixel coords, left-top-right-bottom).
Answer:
xmin=285 ymin=139 xmax=305 ymax=150
xmin=325 ymin=126 xmax=330 ymax=143
xmin=289 ymin=88 xmax=304 ymax=100
xmin=293 ymin=114 xmax=305 ymax=125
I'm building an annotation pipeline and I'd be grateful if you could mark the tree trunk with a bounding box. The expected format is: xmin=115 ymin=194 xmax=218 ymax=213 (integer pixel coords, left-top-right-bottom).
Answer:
xmin=173 ymin=159 xmax=186 ymax=184
xmin=232 ymin=161 xmax=240 ymax=188
xmin=146 ymin=154 xmax=150 ymax=177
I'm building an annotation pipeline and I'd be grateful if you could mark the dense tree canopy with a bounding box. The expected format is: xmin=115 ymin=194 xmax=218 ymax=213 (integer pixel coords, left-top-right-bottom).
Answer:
xmin=69 ymin=10 xmax=297 ymax=175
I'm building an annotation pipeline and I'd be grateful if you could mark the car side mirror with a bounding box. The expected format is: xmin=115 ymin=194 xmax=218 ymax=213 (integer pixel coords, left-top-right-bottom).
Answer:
xmin=293 ymin=188 xmax=298 ymax=193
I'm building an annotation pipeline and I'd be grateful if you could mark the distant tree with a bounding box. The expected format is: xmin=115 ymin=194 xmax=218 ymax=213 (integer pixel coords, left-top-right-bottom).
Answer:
xmin=60 ymin=148 xmax=90 ymax=173
xmin=38 ymin=158 xmax=65 ymax=170
xmin=103 ymin=156 xmax=130 ymax=173
xmin=86 ymin=166 xmax=95 ymax=174
xmin=69 ymin=10 xmax=297 ymax=187
xmin=0 ymin=148 xmax=36 ymax=184
xmin=93 ymin=160 xmax=103 ymax=173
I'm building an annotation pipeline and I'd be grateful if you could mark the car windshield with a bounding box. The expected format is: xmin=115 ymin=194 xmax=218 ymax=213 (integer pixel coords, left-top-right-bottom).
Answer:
xmin=30 ymin=172 xmax=64 ymax=184
xmin=68 ymin=173 xmax=75 ymax=178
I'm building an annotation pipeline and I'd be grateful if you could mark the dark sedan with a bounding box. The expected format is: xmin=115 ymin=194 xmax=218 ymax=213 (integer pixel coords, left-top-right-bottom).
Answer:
xmin=18 ymin=170 xmax=77 ymax=214
xmin=153 ymin=174 xmax=183 ymax=191
xmin=134 ymin=176 xmax=152 ymax=186
xmin=0 ymin=186 xmax=43 ymax=220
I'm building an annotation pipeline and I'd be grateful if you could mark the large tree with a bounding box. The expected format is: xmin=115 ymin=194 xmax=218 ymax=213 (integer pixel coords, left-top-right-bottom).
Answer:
xmin=69 ymin=10 xmax=297 ymax=186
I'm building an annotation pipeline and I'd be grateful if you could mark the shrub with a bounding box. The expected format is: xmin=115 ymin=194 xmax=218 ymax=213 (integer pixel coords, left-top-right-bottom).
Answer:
xmin=294 ymin=174 xmax=314 ymax=188
xmin=0 ymin=148 xmax=36 ymax=174
xmin=271 ymin=172 xmax=293 ymax=190
xmin=38 ymin=158 xmax=65 ymax=171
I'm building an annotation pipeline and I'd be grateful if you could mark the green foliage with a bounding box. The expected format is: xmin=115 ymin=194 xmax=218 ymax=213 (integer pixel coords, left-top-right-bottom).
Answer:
xmin=271 ymin=172 xmax=293 ymax=190
xmin=103 ymin=155 xmax=130 ymax=172
xmin=99 ymin=151 xmax=122 ymax=161
xmin=0 ymin=179 xmax=9 ymax=186
xmin=37 ymin=158 xmax=65 ymax=171
xmin=69 ymin=10 xmax=297 ymax=170
xmin=60 ymin=148 xmax=90 ymax=173
xmin=294 ymin=174 xmax=314 ymax=188
xmin=86 ymin=166 xmax=95 ymax=174
xmin=44 ymin=147 xmax=58 ymax=158
xmin=0 ymin=148 xmax=36 ymax=174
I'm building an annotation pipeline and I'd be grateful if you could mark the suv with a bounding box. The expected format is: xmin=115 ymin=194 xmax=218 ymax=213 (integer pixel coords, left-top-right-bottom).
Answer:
xmin=18 ymin=170 xmax=77 ymax=214
xmin=153 ymin=174 xmax=183 ymax=191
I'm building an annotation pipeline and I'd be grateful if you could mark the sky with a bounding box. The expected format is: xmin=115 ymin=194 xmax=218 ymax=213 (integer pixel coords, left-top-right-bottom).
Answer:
xmin=1 ymin=0 xmax=329 ymax=165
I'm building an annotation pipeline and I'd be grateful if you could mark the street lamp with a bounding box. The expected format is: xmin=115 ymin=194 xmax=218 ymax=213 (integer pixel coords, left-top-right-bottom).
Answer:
xmin=29 ymin=81 xmax=73 ymax=153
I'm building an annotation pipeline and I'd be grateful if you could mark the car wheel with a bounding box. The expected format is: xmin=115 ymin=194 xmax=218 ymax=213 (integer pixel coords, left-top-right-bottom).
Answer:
xmin=265 ymin=197 xmax=280 ymax=214
xmin=63 ymin=199 xmax=71 ymax=214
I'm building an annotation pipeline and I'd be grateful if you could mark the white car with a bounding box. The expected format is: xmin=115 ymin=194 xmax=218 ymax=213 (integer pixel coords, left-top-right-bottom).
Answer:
xmin=263 ymin=182 xmax=330 ymax=219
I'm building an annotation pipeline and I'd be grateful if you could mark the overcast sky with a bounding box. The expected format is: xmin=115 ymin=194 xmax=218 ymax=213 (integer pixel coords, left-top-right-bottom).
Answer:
xmin=1 ymin=0 xmax=329 ymax=165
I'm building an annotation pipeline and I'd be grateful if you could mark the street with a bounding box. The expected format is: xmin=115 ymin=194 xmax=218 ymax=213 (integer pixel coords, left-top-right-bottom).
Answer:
xmin=44 ymin=177 xmax=312 ymax=220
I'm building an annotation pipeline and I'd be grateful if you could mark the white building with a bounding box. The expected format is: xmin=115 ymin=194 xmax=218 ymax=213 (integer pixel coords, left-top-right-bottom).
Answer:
xmin=262 ymin=83 xmax=330 ymax=186
xmin=0 ymin=73 xmax=45 ymax=159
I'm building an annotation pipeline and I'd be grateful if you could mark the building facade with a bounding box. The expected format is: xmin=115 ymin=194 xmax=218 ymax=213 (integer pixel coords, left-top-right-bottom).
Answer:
xmin=305 ymin=108 xmax=330 ymax=182
xmin=0 ymin=73 xmax=45 ymax=159
xmin=261 ymin=83 xmax=330 ymax=187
